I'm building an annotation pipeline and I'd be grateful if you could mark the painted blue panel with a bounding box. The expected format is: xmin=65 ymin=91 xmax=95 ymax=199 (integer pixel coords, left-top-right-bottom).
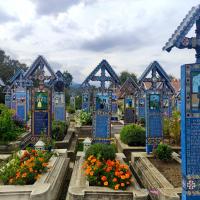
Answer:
xmin=55 ymin=106 xmax=65 ymax=121
xmin=82 ymin=93 xmax=90 ymax=111
xmin=17 ymin=105 xmax=25 ymax=121
xmin=34 ymin=112 xmax=48 ymax=135
xmin=124 ymin=108 xmax=135 ymax=123
xmin=94 ymin=114 xmax=109 ymax=138
xmin=16 ymin=91 xmax=26 ymax=121
xmin=5 ymin=95 xmax=11 ymax=108
xmin=54 ymin=92 xmax=65 ymax=121
xmin=148 ymin=114 xmax=162 ymax=137
xmin=138 ymin=98 xmax=145 ymax=118
xmin=112 ymin=103 xmax=118 ymax=113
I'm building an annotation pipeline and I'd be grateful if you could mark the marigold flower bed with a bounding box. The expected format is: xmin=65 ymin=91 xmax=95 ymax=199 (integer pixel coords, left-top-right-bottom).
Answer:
xmin=82 ymin=155 xmax=133 ymax=190
xmin=0 ymin=149 xmax=52 ymax=185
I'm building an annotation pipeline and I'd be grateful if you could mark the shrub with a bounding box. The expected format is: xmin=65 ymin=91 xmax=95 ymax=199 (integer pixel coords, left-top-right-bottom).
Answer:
xmin=120 ymin=124 xmax=145 ymax=146
xmin=0 ymin=104 xmax=25 ymax=143
xmin=0 ymin=149 xmax=52 ymax=185
xmin=163 ymin=117 xmax=170 ymax=138
xmin=85 ymin=143 xmax=116 ymax=161
xmin=83 ymin=155 xmax=133 ymax=190
xmin=12 ymin=114 xmax=24 ymax=128
xmin=52 ymin=121 xmax=68 ymax=141
xmin=155 ymin=144 xmax=172 ymax=161
xmin=169 ymin=111 xmax=181 ymax=145
xmin=67 ymin=106 xmax=75 ymax=114
xmin=79 ymin=111 xmax=92 ymax=126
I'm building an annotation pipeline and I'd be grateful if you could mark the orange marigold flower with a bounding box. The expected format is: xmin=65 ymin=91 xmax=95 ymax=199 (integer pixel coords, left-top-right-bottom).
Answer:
xmin=112 ymin=177 xmax=117 ymax=182
xmin=123 ymin=165 xmax=129 ymax=170
xmin=114 ymin=184 xmax=120 ymax=190
xmin=121 ymin=182 xmax=125 ymax=187
xmin=115 ymin=171 xmax=120 ymax=176
xmin=88 ymin=155 xmax=93 ymax=161
xmin=90 ymin=171 xmax=94 ymax=176
xmin=121 ymin=175 xmax=126 ymax=180
xmin=91 ymin=158 xmax=96 ymax=163
xmin=104 ymin=181 xmax=108 ymax=186
xmin=16 ymin=172 xmax=20 ymax=178
xmin=85 ymin=168 xmax=91 ymax=175
xmin=125 ymin=173 xmax=130 ymax=179
xmin=29 ymin=168 xmax=33 ymax=172
xmin=42 ymin=163 xmax=48 ymax=167
xmin=39 ymin=157 xmax=44 ymax=162
xmin=22 ymin=173 xmax=27 ymax=178
xmin=101 ymin=176 xmax=107 ymax=181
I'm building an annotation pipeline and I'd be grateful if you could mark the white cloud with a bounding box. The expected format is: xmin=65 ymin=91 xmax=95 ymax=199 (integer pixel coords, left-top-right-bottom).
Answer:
xmin=0 ymin=0 xmax=199 ymax=83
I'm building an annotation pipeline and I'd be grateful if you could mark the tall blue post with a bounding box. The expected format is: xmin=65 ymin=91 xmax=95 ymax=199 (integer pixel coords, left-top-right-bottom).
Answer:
xmin=163 ymin=5 xmax=200 ymax=199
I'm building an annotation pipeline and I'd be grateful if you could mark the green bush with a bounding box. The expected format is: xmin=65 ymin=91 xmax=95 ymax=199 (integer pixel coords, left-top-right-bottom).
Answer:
xmin=155 ymin=144 xmax=172 ymax=161
xmin=0 ymin=104 xmax=24 ymax=143
xmin=169 ymin=111 xmax=181 ymax=145
xmin=79 ymin=111 xmax=92 ymax=126
xmin=85 ymin=143 xmax=116 ymax=161
xmin=120 ymin=124 xmax=145 ymax=146
xmin=66 ymin=106 xmax=75 ymax=114
xmin=52 ymin=121 xmax=68 ymax=141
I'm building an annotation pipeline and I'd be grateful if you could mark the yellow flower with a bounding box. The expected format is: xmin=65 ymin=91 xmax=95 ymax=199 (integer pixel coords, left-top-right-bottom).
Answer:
xmin=104 ymin=181 xmax=108 ymax=186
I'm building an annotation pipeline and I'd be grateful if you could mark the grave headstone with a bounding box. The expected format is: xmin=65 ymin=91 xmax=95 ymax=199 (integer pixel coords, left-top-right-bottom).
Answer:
xmin=138 ymin=61 xmax=173 ymax=153
xmin=93 ymin=91 xmax=112 ymax=142
xmin=24 ymin=55 xmax=56 ymax=141
xmin=119 ymin=77 xmax=140 ymax=123
xmin=163 ymin=5 xmax=200 ymax=199
xmin=124 ymin=96 xmax=135 ymax=123
xmin=81 ymin=60 xmax=120 ymax=143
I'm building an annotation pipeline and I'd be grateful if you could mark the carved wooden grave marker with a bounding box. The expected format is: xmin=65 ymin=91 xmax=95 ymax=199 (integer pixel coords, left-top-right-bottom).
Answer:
xmin=81 ymin=60 xmax=120 ymax=143
xmin=139 ymin=61 xmax=173 ymax=154
xmin=163 ymin=5 xmax=200 ymax=199
xmin=119 ymin=77 xmax=140 ymax=124
xmin=24 ymin=55 xmax=56 ymax=140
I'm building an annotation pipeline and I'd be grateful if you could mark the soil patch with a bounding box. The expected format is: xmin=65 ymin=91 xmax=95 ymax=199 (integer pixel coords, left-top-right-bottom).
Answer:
xmin=149 ymin=158 xmax=182 ymax=188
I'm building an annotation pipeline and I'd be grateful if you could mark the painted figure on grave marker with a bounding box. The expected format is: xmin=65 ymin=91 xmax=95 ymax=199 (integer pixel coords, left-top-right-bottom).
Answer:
xmin=35 ymin=92 xmax=48 ymax=110
xmin=192 ymin=72 xmax=200 ymax=111
xmin=149 ymin=94 xmax=160 ymax=111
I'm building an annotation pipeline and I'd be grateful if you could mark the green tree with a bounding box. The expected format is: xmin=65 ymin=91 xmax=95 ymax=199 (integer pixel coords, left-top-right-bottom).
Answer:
xmin=119 ymin=71 xmax=137 ymax=85
xmin=63 ymin=70 xmax=73 ymax=88
xmin=0 ymin=50 xmax=27 ymax=84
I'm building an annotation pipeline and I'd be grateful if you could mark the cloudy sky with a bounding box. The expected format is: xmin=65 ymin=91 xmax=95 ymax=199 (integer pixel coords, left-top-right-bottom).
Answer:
xmin=0 ymin=0 xmax=199 ymax=83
